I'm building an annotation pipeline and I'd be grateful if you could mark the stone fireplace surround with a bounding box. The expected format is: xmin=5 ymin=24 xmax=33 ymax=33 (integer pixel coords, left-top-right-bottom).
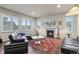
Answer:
xmin=37 ymin=27 xmax=58 ymax=38
xmin=46 ymin=28 xmax=57 ymax=38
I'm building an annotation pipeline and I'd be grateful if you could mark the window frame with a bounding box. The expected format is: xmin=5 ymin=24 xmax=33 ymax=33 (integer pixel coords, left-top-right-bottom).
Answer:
xmin=21 ymin=18 xmax=31 ymax=29
xmin=1 ymin=15 xmax=19 ymax=32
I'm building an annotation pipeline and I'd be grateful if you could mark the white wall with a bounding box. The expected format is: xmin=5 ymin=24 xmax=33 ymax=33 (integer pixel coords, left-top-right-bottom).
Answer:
xmin=72 ymin=16 xmax=77 ymax=38
xmin=0 ymin=7 xmax=36 ymax=41
xmin=77 ymin=15 xmax=79 ymax=36
xmin=36 ymin=13 xmax=78 ymax=38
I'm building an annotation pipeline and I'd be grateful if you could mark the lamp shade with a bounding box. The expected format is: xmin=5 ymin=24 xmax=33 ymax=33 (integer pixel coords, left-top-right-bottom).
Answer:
xmin=65 ymin=5 xmax=79 ymax=16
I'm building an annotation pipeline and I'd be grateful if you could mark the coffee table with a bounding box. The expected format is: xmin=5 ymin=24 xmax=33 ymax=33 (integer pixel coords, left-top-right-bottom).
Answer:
xmin=31 ymin=36 xmax=46 ymax=40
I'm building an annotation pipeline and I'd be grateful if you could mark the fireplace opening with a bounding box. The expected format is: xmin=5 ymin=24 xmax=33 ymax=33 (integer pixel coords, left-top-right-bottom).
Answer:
xmin=47 ymin=30 xmax=54 ymax=38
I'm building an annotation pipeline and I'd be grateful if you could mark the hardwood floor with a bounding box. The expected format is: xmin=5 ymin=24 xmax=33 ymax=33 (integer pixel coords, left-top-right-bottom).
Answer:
xmin=0 ymin=44 xmax=4 ymax=54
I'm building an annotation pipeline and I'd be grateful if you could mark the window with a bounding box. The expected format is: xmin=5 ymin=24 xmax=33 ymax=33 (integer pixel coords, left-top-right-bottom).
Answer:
xmin=65 ymin=16 xmax=73 ymax=31
xmin=2 ymin=16 xmax=31 ymax=32
xmin=12 ymin=17 xmax=19 ymax=30
xmin=22 ymin=19 xmax=31 ymax=29
xmin=2 ymin=16 xmax=19 ymax=32
xmin=3 ymin=17 xmax=12 ymax=31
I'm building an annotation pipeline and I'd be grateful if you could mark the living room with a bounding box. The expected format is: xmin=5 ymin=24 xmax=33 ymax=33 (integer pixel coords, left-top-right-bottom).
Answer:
xmin=0 ymin=4 xmax=79 ymax=54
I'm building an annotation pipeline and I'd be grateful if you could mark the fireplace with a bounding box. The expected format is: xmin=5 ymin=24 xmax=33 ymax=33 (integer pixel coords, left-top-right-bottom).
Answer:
xmin=47 ymin=30 xmax=54 ymax=38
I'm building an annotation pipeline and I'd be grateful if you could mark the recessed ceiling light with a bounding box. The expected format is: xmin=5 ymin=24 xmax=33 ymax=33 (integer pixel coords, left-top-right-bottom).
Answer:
xmin=57 ymin=5 xmax=61 ymax=8
xmin=32 ymin=12 xmax=35 ymax=15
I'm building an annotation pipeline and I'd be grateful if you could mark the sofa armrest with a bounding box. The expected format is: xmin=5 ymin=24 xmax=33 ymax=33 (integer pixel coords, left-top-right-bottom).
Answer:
xmin=4 ymin=42 xmax=28 ymax=54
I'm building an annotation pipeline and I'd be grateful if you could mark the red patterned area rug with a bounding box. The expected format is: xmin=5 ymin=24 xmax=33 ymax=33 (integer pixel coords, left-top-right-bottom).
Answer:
xmin=29 ymin=38 xmax=62 ymax=54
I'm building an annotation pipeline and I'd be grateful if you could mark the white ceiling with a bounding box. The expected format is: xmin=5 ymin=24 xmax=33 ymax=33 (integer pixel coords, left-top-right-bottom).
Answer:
xmin=0 ymin=4 xmax=74 ymax=17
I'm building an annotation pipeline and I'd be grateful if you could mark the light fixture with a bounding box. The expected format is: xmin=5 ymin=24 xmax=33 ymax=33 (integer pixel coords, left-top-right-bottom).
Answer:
xmin=57 ymin=4 xmax=61 ymax=8
xmin=32 ymin=12 xmax=35 ymax=15
xmin=65 ymin=4 xmax=79 ymax=16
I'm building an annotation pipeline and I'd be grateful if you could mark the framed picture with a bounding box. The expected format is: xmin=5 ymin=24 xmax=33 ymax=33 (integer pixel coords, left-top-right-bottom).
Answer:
xmin=45 ymin=20 xmax=52 ymax=26
xmin=58 ymin=20 xmax=62 ymax=25
xmin=52 ymin=20 xmax=57 ymax=25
